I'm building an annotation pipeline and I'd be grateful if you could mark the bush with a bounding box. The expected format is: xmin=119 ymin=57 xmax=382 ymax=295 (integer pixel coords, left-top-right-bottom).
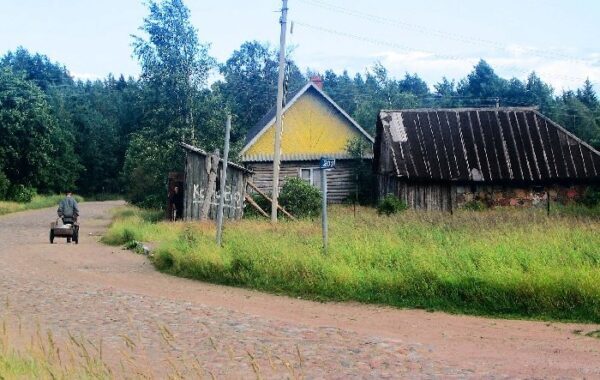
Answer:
xmin=279 ymin=177 xmax=322 ymax=218
xmin=463 ymin=199 xmax=487 ymax=211
xmin=377 ymin=194 xmax=407 ymax=215
xmin=581 ymin=186 xmax=600 ymax=207
xmin=0 ymin=171 xmax=10 ymax=200
xmin=7 ymin=184 xmax=37 ymax=203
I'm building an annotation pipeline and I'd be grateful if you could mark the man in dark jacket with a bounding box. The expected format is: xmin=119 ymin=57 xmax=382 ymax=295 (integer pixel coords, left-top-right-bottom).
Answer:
xmin=57 ymin=191 xmax=79 ymax=242
xmin=169 ymin=186 xmax=183 ymax=221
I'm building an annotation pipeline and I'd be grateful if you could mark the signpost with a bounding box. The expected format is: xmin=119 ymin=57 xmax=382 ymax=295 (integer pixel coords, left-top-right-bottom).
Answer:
xmin=319 ymin=157 xmax=335 ymax=253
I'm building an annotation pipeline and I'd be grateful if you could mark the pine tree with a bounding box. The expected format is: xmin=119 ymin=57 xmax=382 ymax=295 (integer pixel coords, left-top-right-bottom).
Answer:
xmin=576 ymin=78 xmax=598 ymax=109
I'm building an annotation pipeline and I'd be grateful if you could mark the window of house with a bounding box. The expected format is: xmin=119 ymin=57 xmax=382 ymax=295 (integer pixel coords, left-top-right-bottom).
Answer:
xmin=300 ymin=168 xmax=311 ymax=182
xmin=299 ymin=168 xmax=323 ymax=190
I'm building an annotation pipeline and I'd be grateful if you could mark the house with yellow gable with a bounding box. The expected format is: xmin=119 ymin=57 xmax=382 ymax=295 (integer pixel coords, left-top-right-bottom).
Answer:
xmin=240 ymin=77 xmax=374 ymax=203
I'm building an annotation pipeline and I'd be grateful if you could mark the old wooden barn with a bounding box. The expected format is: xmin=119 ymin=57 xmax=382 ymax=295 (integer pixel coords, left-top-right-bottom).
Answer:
xmin=374 ymin=107 xmax=600 ymax=211
xmin=181 ymin=143 xmax=252 ymax=220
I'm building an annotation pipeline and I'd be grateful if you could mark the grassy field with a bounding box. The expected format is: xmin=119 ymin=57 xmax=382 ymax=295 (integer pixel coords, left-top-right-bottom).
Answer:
xmin=0 ymin=194 xmax=85 ymax=216
xmin=102 ymin=205 xmax=600 ymax=323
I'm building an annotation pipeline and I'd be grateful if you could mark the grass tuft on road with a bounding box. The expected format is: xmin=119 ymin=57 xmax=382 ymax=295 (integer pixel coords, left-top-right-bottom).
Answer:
xmin=103 ymin=205 xmax=600 ymax=323
xmin=0 ymin=194 xmax=84 ymax=216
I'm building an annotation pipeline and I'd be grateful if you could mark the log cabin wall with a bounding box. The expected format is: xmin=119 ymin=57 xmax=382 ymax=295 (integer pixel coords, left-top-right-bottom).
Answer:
xmin=246 ymin=159 xmax=361 ymax=203
xmin=182 ymin=148 xmax=250 ymax=220
xmin=377 ymin=174 xmax=593 ymax=211
xmin=377 ymin=176 xmax=452 ymax=211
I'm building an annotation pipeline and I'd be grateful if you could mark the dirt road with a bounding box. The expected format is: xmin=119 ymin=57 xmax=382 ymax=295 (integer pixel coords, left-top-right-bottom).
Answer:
xmin=1 ymin=201 xmax=599 ymax=378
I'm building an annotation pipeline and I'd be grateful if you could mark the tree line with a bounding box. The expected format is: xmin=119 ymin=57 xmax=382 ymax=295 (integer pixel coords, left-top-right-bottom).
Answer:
xmin=1 ymin=0 xmax=598 ymax=207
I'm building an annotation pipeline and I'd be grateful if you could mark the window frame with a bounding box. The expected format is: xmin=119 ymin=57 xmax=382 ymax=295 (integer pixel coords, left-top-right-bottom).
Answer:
xmin=298 ymin=167 xmax=321 ymax=188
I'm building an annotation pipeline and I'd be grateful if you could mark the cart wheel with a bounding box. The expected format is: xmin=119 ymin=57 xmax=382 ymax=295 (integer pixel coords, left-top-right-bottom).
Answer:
xmin=73 ymin=231 xmax=79 ymax=244
xmin=49 ymin=230 xmax=54 ymax=244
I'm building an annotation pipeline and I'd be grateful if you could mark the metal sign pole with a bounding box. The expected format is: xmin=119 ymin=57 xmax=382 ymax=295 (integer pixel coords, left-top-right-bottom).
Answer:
xmin=319 ymin=157 xmax=335 ymax=254
xmin=321 ymin=167 xmax=328 ymax=253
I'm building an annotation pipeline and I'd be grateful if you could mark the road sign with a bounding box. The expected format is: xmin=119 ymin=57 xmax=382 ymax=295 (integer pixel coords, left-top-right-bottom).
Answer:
xmin=319 ymin=157 xmax=336 ymax=170
xmin=319 ymin=157 xmax=335 ymax=254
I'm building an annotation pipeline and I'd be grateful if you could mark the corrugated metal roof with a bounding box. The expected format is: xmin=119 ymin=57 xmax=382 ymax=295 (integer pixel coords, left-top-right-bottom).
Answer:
xmin=180 ymin=143 xmax=253 ymax=174
xmin=242 ymin=152 xmax=373 ymax=162
xmin=375 ymin=108 xmax=600 ymax=182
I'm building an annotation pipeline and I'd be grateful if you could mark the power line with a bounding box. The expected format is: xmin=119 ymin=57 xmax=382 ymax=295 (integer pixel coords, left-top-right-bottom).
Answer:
xmin=293 ymin=20 xmax=599 ymax=86
xmin=297 ymin=0 xmax=593 ymax=64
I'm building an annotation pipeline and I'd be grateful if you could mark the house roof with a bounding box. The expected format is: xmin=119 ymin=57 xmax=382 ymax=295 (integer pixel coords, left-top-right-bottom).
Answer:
xmin=180 ymin=142 xmax=253 ymax=174
xmin=375 ymin=107 xmax=600 ymax=182
xmin=241 ymin=82 xmax=374 ymax=157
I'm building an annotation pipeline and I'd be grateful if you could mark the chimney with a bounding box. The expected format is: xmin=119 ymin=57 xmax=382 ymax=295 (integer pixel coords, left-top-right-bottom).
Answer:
xmin=310 ymin=75 xmax=323 ymax=90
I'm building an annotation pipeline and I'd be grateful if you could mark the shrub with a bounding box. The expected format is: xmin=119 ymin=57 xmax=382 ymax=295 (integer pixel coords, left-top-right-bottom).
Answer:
xmin=463 ymin=199 xmax=487 ymax=211
xmin=7 ymin=184 xmax=37 ymax=203
xmin=581 ymin=186 xmax=600 ymax=207
xmin=0 ymin=171 xmax=10 ymax=200
xmin=279 ymin=177 xmax=322 ymax=218
xmin=377 ymin=194 xmax=407 ymax=215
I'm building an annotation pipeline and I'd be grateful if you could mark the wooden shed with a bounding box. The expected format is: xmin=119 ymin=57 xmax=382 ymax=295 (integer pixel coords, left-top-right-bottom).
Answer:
xmin=374 ymin=107 xmax=600 ymax=211
xmin=181 ymin=143 xmax=252 ymax=220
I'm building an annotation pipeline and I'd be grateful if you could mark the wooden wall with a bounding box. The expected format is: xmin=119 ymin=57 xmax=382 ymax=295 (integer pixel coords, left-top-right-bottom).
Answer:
xmin=183 ymin=151 xmax=249 ymax=220
xmin=377 ymin=174 xmax=595 ymax=211
xmin=377 ymin=176 xmax=453 ymax=211
xmin=246 ymin=160 xmax=357 ymax=203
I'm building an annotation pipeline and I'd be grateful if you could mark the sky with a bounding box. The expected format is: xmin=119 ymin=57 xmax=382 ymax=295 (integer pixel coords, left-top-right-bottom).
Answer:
xmin=1 ymin=0 xmax=599 ymax=93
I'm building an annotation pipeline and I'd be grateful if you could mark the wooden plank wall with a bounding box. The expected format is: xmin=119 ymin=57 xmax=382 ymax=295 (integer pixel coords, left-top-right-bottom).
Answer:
xmin=246 ymin=160 xmax=357 ymax=203
xmin=377 ymin=175 xmax=452 ymax=211
xmin=183 ymin=151 xmax=248 ymax=220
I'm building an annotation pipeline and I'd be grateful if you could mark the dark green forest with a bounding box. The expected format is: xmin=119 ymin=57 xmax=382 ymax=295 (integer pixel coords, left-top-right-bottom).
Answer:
xmin=1 ymin=0 xmax=599 ymax=207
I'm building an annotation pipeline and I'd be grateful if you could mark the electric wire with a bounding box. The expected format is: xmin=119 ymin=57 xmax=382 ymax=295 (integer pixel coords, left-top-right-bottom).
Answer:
xmin=297 ymin=0 xmax=595 ymax=64
xmin=293 ymin=20 xmax=598 ymax=86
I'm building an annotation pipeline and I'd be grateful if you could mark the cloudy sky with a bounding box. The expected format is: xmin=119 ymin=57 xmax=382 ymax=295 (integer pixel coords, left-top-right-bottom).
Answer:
xmin=1 ymin=0 xmax=598 ymax=92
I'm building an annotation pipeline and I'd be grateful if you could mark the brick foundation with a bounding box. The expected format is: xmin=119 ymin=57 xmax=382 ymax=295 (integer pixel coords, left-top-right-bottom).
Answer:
xmin=455 ymin=184 xmax=588 ymax=208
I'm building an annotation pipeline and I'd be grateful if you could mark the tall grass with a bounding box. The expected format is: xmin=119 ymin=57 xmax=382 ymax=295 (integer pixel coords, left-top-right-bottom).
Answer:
xmin=0 ymin=311 xmax=304 ymax=379
xmin=103 ymin=205 xmax=600 ymax=322
xmin=0 ymin=194 xmax=85 ymax=216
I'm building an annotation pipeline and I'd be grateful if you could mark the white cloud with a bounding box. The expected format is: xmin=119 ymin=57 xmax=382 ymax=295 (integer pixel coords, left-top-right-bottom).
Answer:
xmin=368 ymin=49 xmax=600 ymax=93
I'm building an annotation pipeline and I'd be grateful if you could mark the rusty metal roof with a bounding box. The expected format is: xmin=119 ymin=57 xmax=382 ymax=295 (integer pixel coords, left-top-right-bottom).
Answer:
xmin=375 ymin=108 xmax=600 ymax=182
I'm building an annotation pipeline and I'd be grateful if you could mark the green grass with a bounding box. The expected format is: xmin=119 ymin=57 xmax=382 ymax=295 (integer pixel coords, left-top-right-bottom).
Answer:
xmin=0 ymin=194 xmax=85 ymax=216
xmin=103 ymin=205 xmax=600 ymax=323
xmin=0 ymin=312 xmax=303 ymax=379
xmin=0 ymin=326 xmax=112 ymax=379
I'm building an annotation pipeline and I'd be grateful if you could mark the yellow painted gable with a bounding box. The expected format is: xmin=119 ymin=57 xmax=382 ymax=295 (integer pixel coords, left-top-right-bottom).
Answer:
xmin=244 ymin=90 xmax=367 ymax=157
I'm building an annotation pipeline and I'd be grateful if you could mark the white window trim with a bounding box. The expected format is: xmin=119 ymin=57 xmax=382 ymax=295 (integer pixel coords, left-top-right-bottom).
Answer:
xmin=298 ymin=167 xmax=321 ymax=187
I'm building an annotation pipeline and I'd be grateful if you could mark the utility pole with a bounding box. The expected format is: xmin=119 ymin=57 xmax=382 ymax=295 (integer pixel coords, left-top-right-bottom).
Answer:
xmin=271 ymin=0 xmax=288 ymax=223
xmin=216 ymin=115 xmax=231 ymax=246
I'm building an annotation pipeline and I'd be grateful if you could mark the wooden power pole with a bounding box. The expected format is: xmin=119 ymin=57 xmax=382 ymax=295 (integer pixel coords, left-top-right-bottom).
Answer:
xmin=271 ymin=0 xmax=289 ymax=223
xmin=216 ymin=115 xmax=231 ymax=246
